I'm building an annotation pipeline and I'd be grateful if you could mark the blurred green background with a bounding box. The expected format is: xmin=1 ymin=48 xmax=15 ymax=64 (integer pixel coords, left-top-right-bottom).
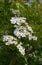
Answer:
xmin=0 ymin=0 xmax=42 ymax=65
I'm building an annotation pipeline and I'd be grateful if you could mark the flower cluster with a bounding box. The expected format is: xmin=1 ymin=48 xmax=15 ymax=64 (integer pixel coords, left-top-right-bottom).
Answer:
xmin=3 ymin=10 xmax=37 ymax=56
xmin=10 ymin=17 xmax=37 ymax=40
xmin=3 ymin=35 xmax=25 ymax=55
xmin=3 ymin=35 xmax=18 ymax=45
xmin=10 ymin=9 xmax=20 ymax=15
xmin=17 ymin=42 xmax=25 ymax=55
xmin=10 ymin=17 xmax=26 ymax=25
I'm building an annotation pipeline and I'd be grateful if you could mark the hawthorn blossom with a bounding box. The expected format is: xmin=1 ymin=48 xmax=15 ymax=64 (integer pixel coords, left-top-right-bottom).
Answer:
xmin=3 ymin=35 xmax=18 ymax=45
xmin=32 ymin=36 xmax=37 ymax=41
xmin=3 ymin=35 xmax=25 ymax=55
xmin=10 ymin=17 xmax=26 ymax=25
xmin=17 ymin=42 xmax=25 ymax=55
xmin=10 ymin=17 xmax=37 ymax=41
xmin=28 ymin=34 xmax=33 ymax=40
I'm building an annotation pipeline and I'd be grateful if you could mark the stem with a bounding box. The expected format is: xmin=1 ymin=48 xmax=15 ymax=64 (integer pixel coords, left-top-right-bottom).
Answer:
xmin=9 ymin=57 xmax=17 ymax=65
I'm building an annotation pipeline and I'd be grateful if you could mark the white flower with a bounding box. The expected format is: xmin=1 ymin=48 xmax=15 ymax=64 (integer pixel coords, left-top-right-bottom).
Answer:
xmin=14 ymin=24 xmax=37 ymax=40
xmin=14 ymin=28 xmax=20 ymax=38
xmin=3 ymin=35 xmax=15 ymax=41
xmin=3 ymin=35 xmax=18 ymax=45
xmin=10 ymin=17 xmax=16 ymax=24
xmin=27 ymin=25 xmax=33 ymax=33
xmin=20 ymin=32 xmax=26 ymax=37
xmin=19 ymin=49 xmax=25 ymax=55
xmin=25 ymin=64 xmax=27 ymax=65
xmin=10 ymin=16 xmax=37 ymax=41
xmin=10 ymin=17 xmax=26 ymax=25
xmin=32 ymin=36 xmax=37 ymax=41
xmin=17 ymin=42 xmax=25 ymax=55
xmin=3 ymin=35 xmax=25 ymax=55
xmin=14 ymin=27 xmax=26 ymax=38
xmin=5 ymin=41 xmax=17 ymax=45
xmin=3 ymin=35 xmax=9 ymax=41
xmin=17 ymin=42 xmax=22 ymax=49
xmin=5 ymin=42 xmax=10 ymax=45
xmin=28 ymin=34 xmax=33 ymax=40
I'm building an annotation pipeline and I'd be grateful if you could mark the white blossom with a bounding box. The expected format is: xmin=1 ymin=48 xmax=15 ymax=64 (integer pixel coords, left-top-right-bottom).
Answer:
xmin=3 ymin=16 xmax=38 ymax=55
xmin=32 ymin=36 xmax=37 ymax=41
xmin=27 ymin=25 xmax=33 ymax=33
xmin=28 ymin=34 xmax=33 ymax=40
xmin=17 ymin=42 xmax=25 ymax=55
xmin=10 ymin=16 xmax=37 ymax=41
xmin=3 ymin=35 xmax=25 ymax=55
xmin=10 ymin=17 xmax=16 ymax=24
xmin=3 ymin=15 xmax=38 ymax=56
xmin=14 ymin=25 xmax=33 ymax=39
xmin=10 ymin=17 xmax=26 ymax=25
xmin=3 ymin=35 xmax=18 ymax=45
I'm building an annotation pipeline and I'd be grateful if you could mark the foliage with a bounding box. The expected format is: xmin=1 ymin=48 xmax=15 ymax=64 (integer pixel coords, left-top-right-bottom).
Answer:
xmin=0 ymin=0 xmax=42 ymax=65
